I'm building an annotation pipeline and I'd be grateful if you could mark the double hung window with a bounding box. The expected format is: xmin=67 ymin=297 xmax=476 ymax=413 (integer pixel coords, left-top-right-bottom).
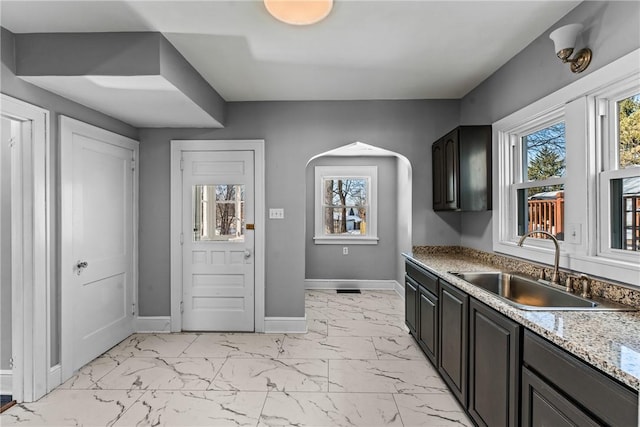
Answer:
xmin=598 ymin=83 xmax=640 ymax=258
xmin=494 ymin=49 xmax=639 ymax=285
xmin=314 ymin=166 xmax=378 ymax=244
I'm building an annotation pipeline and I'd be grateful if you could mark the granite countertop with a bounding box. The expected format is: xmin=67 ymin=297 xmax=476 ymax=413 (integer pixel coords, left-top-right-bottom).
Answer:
xmin=404 ymin=251 xmax=640 ymax=391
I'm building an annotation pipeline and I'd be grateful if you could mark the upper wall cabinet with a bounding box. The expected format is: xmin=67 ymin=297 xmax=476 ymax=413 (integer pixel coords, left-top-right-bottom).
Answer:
xmin=432 ymin=126 xmax=492 ymax=211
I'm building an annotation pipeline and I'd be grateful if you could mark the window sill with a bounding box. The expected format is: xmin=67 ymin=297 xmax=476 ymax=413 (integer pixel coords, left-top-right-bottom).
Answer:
xmin=313 ymin=236 xmax=379 ymax=245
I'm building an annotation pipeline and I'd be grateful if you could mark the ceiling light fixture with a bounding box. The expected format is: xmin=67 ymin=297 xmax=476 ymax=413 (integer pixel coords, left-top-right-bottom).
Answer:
xmin=264 ymin=0 xmax=333 ymax=26
xmin=549 ymin=23 xmax=592 ymax=74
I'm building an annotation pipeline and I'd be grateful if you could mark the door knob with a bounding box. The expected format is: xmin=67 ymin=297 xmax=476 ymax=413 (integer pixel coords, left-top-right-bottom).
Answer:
xmin=76 ymin=260 xmax=88 ymax=275
xmin=244 ymin=250 xmax=251 ymax=258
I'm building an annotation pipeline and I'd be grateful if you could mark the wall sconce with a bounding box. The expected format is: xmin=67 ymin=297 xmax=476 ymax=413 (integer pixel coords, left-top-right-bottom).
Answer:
xmin=549 ymin=23 xmax=592 ymax=74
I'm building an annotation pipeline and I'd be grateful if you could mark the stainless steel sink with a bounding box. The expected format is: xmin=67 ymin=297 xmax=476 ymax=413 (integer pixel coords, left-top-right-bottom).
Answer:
xmin=450 ymin=271 xmax=634 ymax=311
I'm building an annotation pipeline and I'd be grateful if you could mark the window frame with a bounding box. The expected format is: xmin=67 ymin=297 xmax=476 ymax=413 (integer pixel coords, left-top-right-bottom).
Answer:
xmin=595 ymin=77 xmax=640 ymax=262
xmin=493 ymin=48 xmax=640 ymax=287
xmin=510 ymin=113 xmax=567 ymax=242
xmin=314 ymin=165 xmax=379 ymax=245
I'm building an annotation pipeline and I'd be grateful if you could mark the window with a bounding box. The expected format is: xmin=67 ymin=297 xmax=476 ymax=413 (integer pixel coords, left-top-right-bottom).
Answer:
xmin=314 ymin=166 xmax=378 ymax=244
xmin=514 ymin=121 xmax=566 ymax=241
xmin=193 ymin=184 xmax=245 ymax=242
xmin=599 ymin=87 xmax=640 ymax=258
xmin=494 ymin=49 xmax=639 ymax=286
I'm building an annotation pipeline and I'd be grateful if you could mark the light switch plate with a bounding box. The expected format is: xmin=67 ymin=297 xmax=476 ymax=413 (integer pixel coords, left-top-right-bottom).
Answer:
xmin=269 ymin=208 xmax=285 ymax=219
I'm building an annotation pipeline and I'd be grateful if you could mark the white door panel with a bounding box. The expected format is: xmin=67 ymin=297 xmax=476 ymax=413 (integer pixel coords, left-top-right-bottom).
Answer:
xmin=61 ymin=117 xmax=137 ymax=378
xmin=182 ymin=151 xmax=255 ymax=331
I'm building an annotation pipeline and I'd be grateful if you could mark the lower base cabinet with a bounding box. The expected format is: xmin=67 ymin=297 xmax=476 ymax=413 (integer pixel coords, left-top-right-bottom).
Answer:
xmin=418 ymin=286 xmax=438 ymax=365
xmin=405 ymin=276 xmax=418 ymax=336
xmin=438 ymin=280 xmax=468 ymax=406
xmin=522 ymin=366 xmax=600 ymax=427
xmin=468 ymin=298 xmax=520 ymax=427
xmin=404 ymin=259 xmax=638 ymax=427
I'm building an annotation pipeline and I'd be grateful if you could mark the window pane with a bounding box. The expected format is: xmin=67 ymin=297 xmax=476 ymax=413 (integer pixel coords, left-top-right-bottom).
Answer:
xmin=193 ymin=184 xmax=245 ymax=242
xmin=323 ymin=178 xmax=367 ymax=206
xmin=517 ymin=185 xmax=565 ymax=241
xmin=323 ymin=207 xmax=367 ymax=235
xmin=618 ymin=93 xmax=640 ymax=168
xmin=522 ymin=122 xmax=566 ymax=180
xmin=610 ymin=176 xmax=640 ymax=251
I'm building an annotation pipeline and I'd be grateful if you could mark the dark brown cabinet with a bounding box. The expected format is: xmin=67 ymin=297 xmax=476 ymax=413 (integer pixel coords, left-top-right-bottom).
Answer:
xmin=468 ymin=298 xmax=521 ymax=427
xmin=523 ymin=330 xmax=638 ymax=427
xmin=404 ymin=276 xmax=418 ymax=336
xmin=404 ymin=257 xmax=638 ymax=427
xmin=522 ymin=367 xmax=600 ymax=427
xmin=438 ymin=279 xmax=468 ymax=406
xmin=418 ymin=286 xmax=438 ymax=365
xmin=432 ymin=125 xmax=491 ymax=212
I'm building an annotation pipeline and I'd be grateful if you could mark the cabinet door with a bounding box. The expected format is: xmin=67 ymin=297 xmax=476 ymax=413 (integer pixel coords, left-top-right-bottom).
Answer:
xmin=405 ymin=276 xmax=418 ymax=336
xmin=522 ymin=367 xmax=600 ymax=427
xmin=438 ymin=280 xmax=468 ymax=406
xmin=418 ymin=287 xmax=438 ymax=366
xmin=468 ymin=298 xmax=520 ymax=427
xmin=432 ymin=140 xmax=444 ymax=210
xmin=443 ymin=130 xmax=459 ymax=210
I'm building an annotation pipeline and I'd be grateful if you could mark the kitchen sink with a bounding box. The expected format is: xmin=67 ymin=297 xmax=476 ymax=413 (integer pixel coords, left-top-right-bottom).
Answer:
xmin=449 ymin=271 xmax=634 ymax=311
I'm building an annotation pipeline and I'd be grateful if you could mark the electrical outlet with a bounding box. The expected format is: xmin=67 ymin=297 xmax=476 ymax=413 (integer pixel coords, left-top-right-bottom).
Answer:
xmin=342 ymin=247 xmax=348 ymax=255
xmin=566 ymin=223 xmax=582 ymax=244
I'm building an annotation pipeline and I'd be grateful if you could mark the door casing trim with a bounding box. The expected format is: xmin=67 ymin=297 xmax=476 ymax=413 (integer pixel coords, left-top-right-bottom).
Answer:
xmin=1 ymin=94 xmax=51 ymax=402
xmin=170 ymin=140 xmax=266 ymax=333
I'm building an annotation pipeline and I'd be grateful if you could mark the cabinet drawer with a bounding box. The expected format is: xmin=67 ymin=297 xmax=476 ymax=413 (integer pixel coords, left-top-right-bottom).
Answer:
xmin=405 ymin=261 xmax=438 ymax=295
xmin=523 ymin=330 xmax=638 ymax=426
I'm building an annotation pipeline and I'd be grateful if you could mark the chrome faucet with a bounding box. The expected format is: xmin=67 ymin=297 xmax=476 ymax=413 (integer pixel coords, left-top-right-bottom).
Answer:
xmin=517 ymin=230 xmax=560 ymax=287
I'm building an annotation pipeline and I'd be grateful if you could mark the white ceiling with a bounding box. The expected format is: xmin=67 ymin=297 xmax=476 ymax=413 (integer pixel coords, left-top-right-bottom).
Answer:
xmin=1 ymin=0 xmax=580 ymax=102
xmin=20 ymin=75 xmax=223 ymax=127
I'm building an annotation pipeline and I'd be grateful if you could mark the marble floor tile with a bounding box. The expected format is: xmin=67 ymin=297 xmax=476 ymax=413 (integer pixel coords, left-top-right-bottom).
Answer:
xmin=0 ymin=389 xmax=142 ymax=426
xmin=210 ymin=358 xmax=328 ymax=392
xmin=328 ymin=319 xmax=408 ymax=337
xmin=59 ymin=354 xmax=128 ymax=389
xmin=394 ymin=393 xmax=473 ymax=426
xmin=372 ymin=336 xmax=427 ymax=360
xmin=113 ymin=390 xmax=267 ymax=427
xmin=305 ymin=306 xmax=367 ymax=321
xmin=97 ymin=357 xmax=223 ymax=390
xmin=181 ymin=333 xmax=284 ymax=358
xmin=307 ymin=318 xmax=329 ymax=335
xmin=279 ymin=335 xmax=378 ymax=359
xmin=258 ymin=392 xmax=402 ymax=427
xmin=108 ymin=333 xmax=198 ymax=358
xmin=3 ymin=289 xmax=473 ymax=426
xmin=329 ymin=359 xmax=449 ymax=393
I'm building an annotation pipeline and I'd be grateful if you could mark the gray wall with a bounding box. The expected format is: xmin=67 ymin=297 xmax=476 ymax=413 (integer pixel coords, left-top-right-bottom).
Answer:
xmin=1 ymin=27 xmax=138 ymax=366
xmin=1 ymin=117 xmax=12 ymax=370
xmin=305 ymin=156 xmax=398 ymax=280
xmin=138 ymin=99 xmax=461 ymax=317
xmin=459 ymin=1 xmax=640 ymax=252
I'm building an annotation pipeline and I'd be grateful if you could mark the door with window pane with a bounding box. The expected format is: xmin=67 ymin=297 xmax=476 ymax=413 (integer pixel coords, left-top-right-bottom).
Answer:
xmin=181 ymin=151 xmax=254 ymax=331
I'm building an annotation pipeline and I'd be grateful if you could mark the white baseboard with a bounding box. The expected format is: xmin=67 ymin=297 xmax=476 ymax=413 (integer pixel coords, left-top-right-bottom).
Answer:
xmin=264 ymin=316 xmax=307 ymax=334
xmin=0 ymin=369 xmax=11 ymax=395
xmin=48 ymin=365 xmax=61 ymax=392
xmin=136 ymin=316 xmax=172 ymax=333
xmin=394 ymin=280 xmax=404 ymax=299
xmin=305 ymin=279 xmax=400 ymax=290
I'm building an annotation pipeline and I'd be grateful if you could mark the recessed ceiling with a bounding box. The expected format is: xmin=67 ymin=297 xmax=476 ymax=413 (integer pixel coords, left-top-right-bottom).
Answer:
xmin=20 ymin=75 xmax=222 ymax=128
xmin=0 ymin=0 xmax=580 ymax=102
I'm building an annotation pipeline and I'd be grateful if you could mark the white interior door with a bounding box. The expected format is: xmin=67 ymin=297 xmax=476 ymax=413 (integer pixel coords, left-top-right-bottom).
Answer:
xmin=181 ymin=151 xmax=255 ymax=331
xmin=61 ymin=117 xmax=137 ymax=378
